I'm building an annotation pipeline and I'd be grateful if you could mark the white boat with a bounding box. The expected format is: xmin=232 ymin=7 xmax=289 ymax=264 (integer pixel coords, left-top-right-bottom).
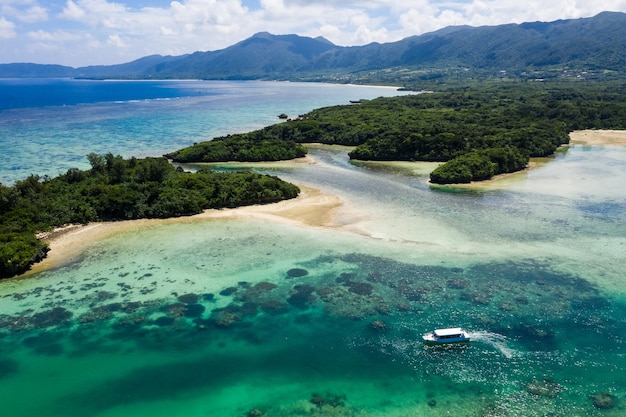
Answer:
xmin=423 ymin=328 xmax=470 ymax=344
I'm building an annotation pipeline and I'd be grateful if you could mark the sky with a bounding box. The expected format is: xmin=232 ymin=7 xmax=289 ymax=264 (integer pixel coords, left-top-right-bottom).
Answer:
xmin=1 ymin=0 xmax=625 ymax=67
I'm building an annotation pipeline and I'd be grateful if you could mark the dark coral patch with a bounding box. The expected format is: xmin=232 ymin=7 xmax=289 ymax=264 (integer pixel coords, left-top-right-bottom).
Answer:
xmin=286 ymin=268 xmax=309 ymax=278
xmin=31 ymin=307 xmax=73 ymax=329
xmin=22 ymin=333 xmax=64 ymax=356
xmin=220 ymin=287 xmax=238 ymax=296
xmin=184 ymin=304 xmax=206 ymax=318
xmin=177 ymin=293 xmax=199 ymax=304
xmin=0 ymin=359 xmax=19 ymax=379
xmin=590 ymin=392 xmax=616 ymax=409
xmin=287 ymin=284 xmax=316 ymax=309
xmin=259 ymin=300 xmax=290 ymax=315
xmin=253 ymin=282 xmax=278 ymax=292
xmin=153 ymin=316 xmax=175 ymax=326
xmin=347 ymin=282 xmax=373 ymax=296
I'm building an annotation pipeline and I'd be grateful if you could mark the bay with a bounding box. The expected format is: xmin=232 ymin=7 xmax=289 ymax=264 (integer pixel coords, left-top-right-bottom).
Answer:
xmin=0 ymin=80 xmax=625 ymax=417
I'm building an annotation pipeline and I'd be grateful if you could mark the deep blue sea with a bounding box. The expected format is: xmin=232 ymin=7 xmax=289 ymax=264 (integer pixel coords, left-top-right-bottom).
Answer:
xmin=1 ymin=79 xmax=625 ymax=417
xmin=0 ymin=78 xmax=406 ymax=184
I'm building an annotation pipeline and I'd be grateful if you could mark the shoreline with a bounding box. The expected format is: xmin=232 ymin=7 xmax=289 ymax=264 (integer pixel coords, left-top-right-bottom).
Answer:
xmin=22 ymin=129 xmax=626 ymax=277
xmin=430 ymin=129 xmax=626 ymax=190
xmin=26 ymin=185 xmax=343 ymax=276
xmin=569 ymin=129 xmax=626 ymax=146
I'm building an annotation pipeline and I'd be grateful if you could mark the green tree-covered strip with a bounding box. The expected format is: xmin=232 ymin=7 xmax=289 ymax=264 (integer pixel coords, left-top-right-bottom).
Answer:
xmin=0 ymin=154 xmax=300 ymax=279
xmin=168 ymin=82 xmax=626 ymax=183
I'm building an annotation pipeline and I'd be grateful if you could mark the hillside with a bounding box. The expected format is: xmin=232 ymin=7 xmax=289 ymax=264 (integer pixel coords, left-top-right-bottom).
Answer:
xmin=1 ymin=12 xmax=625 ymax=80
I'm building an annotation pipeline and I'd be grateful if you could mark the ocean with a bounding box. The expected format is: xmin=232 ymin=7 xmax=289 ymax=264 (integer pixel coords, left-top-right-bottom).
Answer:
xmin=0 ymin=79 xmax=625 ymax=417
xmin=0 ymin=79 xmax=406 ymax=185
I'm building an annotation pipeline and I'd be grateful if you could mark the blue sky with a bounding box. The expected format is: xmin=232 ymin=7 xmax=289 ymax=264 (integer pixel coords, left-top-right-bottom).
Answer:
xmin=1 ymin=0 xmax=625 ymax=66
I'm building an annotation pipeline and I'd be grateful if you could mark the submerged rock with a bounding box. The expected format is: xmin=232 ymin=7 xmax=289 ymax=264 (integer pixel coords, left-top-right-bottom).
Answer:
xmin=253 ymin=281 xmax=278 ymax=292
xmin=370 ymin=320 xmax=387 ymax=332
xmin=162 ymin=303 xmax=186 ymax=318
xmin=286 ymin=268 xmax=309 ymax=278
xmin=446 ymin=278 xmax=468 ymax=289
xmin=259 ymin=300 xmax=290 ymax=315
xmin=31 ymin=307 xmax=73 ymax=329
xmin=183 ymin=304 xmax=205 ymax=318
xmin=347 ymin=282 xmax=373 ymax=296
xmin=209 ymin=307 xmax=243 ymax=328
xmin=526 ymin=379 xmax=562 ymax=398
xmin=0 ymin=358 xmax=18 ymax=379
xmin=219 ymin=287 xmax=238 ymax=296
xmin=177 ymin=293 xmax=199 ymax=304
xmin=310 ymin=392 xmax=346 ymax=408
xmin=590 ymin=392 xmax=616 ymax=409
xmin=287 ymin=284 xmax=316 ymax=309
xmin=153 ymin=316 xmax=175 ymax=326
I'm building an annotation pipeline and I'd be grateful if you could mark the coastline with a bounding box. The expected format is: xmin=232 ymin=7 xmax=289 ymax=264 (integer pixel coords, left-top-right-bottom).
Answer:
xmin=26 ymin=185 xmax=343 ymax=276
xmin=569 ymin=129 xmax=626 ymax=146
xmin=430 ymin=129 xmax=626 ymax=190
xmin=24 ymin=129 xmax=626 ymax=276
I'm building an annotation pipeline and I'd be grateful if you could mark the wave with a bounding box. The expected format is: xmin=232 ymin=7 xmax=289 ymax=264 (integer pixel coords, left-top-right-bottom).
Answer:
xmin=469 ymin=330 xmax=516 ymax=358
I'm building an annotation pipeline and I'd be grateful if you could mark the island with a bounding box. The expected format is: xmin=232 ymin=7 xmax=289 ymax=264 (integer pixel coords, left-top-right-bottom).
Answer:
xmin=4 ymin=81 xmax=626 ymax=279
xmin=0 ymin=154 xmax=299 ymax=279
xmin=165 ymin=82 xmax=626 ymax=183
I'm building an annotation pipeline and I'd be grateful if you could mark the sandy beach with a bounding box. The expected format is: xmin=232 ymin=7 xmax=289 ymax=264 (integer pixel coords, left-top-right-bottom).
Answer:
xmin=27 ymin=185 xmax=343 ymax=276
xmin=430 ymin=129 xmax=626 ymax=190
xmin=27 ymin=129 xmax=625 ymax=276
xmin=569 ymin=129 xmax=626 ymax=146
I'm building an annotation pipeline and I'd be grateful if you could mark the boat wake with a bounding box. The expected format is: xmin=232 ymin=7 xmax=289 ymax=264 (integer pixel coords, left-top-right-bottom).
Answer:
xmin=469 ymin=331 xmax=516 ymax=358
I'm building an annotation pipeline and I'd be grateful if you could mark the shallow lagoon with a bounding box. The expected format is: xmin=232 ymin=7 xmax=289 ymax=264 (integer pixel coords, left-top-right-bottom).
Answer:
xmin=1 ymin=141 xmax=626 ymax=416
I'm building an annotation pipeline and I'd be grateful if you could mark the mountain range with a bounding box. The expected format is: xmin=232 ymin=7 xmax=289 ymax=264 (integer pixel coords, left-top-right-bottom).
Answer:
xmin=1 ymin=11 xmax=625 ymax=80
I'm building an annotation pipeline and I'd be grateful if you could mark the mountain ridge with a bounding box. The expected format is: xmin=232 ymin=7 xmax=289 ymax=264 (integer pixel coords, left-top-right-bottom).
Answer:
xmin=1 ymin=11 xmax=625 ymax=80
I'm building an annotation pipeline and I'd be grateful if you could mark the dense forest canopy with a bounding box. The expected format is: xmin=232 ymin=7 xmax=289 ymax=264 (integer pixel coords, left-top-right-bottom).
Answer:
xmin=168 ymin=81 xmax=626 ymax=183
xmin=0 ymin=155 xmax=300 ymax=279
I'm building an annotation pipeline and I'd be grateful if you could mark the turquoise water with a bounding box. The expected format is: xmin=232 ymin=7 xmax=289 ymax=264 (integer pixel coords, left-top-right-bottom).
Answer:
xmin=0 ymin=79 xmax=406 ymax=184
xmin=1 ymin=81 xmax=626 ymax=416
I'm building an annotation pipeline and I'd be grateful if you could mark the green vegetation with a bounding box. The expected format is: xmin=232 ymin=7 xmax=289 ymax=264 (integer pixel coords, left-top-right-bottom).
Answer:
xmin=172 ymin=81 xmax=626 ymax=183
xmin=0 ymin=154 xmax=299 ymax=279
xmin=6 ymin=81 xmax=626 ymax=278
xmin=166 ymin=134 xmax=307 ymax=163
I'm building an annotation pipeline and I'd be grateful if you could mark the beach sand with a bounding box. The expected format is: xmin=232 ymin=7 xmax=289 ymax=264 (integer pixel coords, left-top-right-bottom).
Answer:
xmin=569 ymin=129 xmax=626 ymax=146
xmin=27 ymin=130 xmax=626 ymax=275
xmin=431 ymin=130 xmax=626 ymax=190
xmin=27 ymin=185 xmax=344 ymax=276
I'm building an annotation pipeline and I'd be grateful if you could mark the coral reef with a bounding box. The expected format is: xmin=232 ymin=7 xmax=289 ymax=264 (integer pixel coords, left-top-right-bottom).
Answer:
xmin=370 ymin=320 xmax=387 ymax=332
xmin=177 ymin=293 xmax=199 ymax=304
xmin=286 ymin=268 xmax=309 ymax=278
xmin=525 ymin=379 xmax=562 ymax=398
xmin=590 ymin=392 xmax=616 ymax=409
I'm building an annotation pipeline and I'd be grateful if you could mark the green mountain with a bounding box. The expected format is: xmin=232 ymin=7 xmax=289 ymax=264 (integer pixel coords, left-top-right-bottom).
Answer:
xmin=1 ymin=12 xmax=625 ymax=79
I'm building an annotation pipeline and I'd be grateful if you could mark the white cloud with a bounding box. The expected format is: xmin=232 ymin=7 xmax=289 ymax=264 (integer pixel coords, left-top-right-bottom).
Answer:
xmin=27 ymin=29 xmax=83 ymax=42
xmin=159 ymin=25 xmax=177 ymax=36
xmin=0 ymin=16 xmax=16 ymax=38
xmin=59 ymin=0 xmax=85 ymax=20
xmin=107 ymin=33 xmax=127 ymax=47
xmin=1 ymin=0 xmax=626 ymax=66
xmin=1 ymin=4 xmax=48 ymax=23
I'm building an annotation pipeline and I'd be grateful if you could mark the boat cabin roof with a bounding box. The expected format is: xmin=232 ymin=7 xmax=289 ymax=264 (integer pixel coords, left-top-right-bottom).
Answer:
xmin=433 ymin=328 xmax=464 ymax=336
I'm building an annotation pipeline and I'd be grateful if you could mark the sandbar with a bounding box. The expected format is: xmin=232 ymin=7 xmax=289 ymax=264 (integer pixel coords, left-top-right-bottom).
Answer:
xmin=24 ymin=130 xmax=626 ymax=275
xmin=569 ymin=129 xmax=626 ymax=146
xmin=431 ymin=130 xmax=626 ymax=190
xmin=26 ymin=185 xmax=343 ymax=276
